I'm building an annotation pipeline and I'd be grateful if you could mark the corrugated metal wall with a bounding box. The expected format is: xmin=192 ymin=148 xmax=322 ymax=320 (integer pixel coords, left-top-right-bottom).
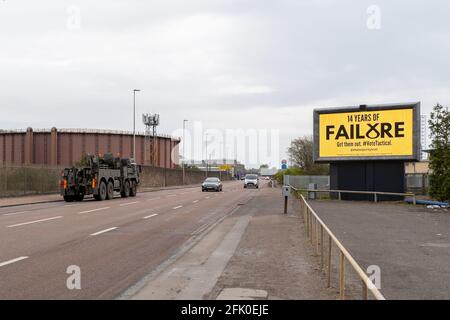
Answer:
xmin=0 ymin=128 xmax=180 ymax=168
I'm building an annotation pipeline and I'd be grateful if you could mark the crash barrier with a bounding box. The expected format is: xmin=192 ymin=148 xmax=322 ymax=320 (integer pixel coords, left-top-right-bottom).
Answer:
xmin=285 ymin=174 xmax=429 ymax=196
xmin=291 ymin=186 xmax=386 ymax=300
xmin=284 ymin=175 xmax=330 ymax=190
xmin=293 ymin=187 xmax=416 ymax=205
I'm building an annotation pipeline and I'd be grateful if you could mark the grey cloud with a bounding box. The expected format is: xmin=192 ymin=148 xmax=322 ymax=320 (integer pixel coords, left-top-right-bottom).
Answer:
xmin=0 ymin=0 xmax=449 ymax=166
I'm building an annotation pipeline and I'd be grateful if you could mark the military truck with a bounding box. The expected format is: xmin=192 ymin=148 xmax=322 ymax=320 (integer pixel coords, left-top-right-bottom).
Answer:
xmin=60 ymin=153 xmax=141 ymax=202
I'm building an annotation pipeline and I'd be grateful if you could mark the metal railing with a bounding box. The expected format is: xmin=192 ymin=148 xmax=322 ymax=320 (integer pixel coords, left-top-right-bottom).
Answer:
xmin=291 ymin=186 xmax=386 ymax=300
xmin=295 ymin=188 xmax=416 ymax=205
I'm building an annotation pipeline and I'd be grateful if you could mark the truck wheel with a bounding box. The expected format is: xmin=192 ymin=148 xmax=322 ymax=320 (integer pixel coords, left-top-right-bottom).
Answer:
xmin=129 ymin=181 xmax=137 ymax=197
xmin=99 ymin=181 xmax=107 ymax=201
xmin=121 ymin=181 xmax=130 ymax=198
xmin=106 ymin=181 xmax=114 ymax=200
xmin=63 ymin=195 xmax=74 ymax=202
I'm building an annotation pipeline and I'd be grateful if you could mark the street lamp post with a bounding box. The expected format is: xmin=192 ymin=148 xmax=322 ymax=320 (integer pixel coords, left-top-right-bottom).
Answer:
xmin=132 ymin=89 xmax=141 ymax=159
xmin=204 ymin=133 xmax=208 ymax=178
xmin=182 ymin=119 xmax=188 ymax=185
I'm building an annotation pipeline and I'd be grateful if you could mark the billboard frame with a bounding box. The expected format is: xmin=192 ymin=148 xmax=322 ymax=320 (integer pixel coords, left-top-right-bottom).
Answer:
xmin=313 ymin=102 xmax=421 ymax=163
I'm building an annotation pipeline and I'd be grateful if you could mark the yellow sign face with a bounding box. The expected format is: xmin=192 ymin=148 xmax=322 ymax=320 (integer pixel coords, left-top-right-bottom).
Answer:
xmin=319 ymin=108 xmax=414 ymax=158
xmin=219 ymin=164 xmax=232 ymax=171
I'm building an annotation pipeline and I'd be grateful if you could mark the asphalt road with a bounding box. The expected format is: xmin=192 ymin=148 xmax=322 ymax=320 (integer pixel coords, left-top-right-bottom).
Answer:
xmin=0 ymin=180 xmax=255 ymax=299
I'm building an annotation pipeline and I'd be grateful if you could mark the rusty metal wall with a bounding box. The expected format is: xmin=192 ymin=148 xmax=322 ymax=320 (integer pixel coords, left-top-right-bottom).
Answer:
xmin=0 ymin=129 xmax=179 ymax=168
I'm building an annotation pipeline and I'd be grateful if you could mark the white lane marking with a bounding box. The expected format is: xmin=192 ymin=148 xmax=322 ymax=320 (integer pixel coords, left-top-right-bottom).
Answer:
xmin=143 ymin=213 xmax=158 ymax=219
xmin=205 ymin=196 xmax=210 ymax=199
xmin=90 ymin=227 xmax=117 ymax=236
xmin=119 ymin=201 xmax=140 ymax=207
xmin=192 ymin=200 xmax=199 ymax=203
xmin=166 ymin=194 xmax=177 ymax=197
xmin=0 ymin=256 xmax=29 ymax=267
xmin=147 ymin=197 xmax=161 ymax=201
xmin=63 ymin=205 xmax=74 ymax=208
xmin=79 ymin=207 xmax=110 ymax=214
xmin=3 ymin=211 xmax=28 ymax=216
xmin=173 ymin=205 xmax=183 ymax=210
xmin=7 ymin=216 xmax=63 ymax=228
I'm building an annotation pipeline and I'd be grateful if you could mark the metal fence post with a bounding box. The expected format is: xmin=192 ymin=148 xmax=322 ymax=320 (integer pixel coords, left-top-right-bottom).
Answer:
xmin=339 ymin=252 xmax=346 ymax=300
xmin=374 ymin=193 xmax=377 ymax=203
xmin=309 ymin=209 xmax=313 ymax=241
xmin=362 ymin=279 xmax=368 ymax=300
xmin=305 ymin=206 xmax=309 ymax=239
xmin=338 ymin=191 xmax=341 ymax=201
xmin=320 ymin=225 xmax=324 ymax=270
xmin=315 ymin=220 xmax=320 ymax=255
xmin=327 ymin=236 xmax=332 ymax=288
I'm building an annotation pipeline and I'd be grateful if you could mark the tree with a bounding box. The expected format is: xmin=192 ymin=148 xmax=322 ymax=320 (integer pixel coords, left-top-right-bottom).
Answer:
xmin=428 ymin=104 xmax=450 ymax=201
xmin=259 ymin=164 xmax=269 ymax=169
xmin=74 ymin=154 xmax=91 ymax=168
xmin=287 ymin=135 xmax=329 ymax=175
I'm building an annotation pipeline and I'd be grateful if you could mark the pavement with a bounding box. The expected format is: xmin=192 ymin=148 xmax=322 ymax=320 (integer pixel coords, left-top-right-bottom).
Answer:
xmin=129 ymin=186 xmax=338 ymax=300
xmin=308 ymin=200 xmax=450 ymax=299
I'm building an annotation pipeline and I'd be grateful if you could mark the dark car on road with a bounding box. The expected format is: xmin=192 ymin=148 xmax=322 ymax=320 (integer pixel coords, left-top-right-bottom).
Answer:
xmin=202 ymin=177 xmax=223 ymax=192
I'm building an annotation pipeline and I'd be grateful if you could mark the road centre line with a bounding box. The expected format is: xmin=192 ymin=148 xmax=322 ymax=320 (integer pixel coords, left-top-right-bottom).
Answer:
xmin=173 ymin=205 xmax=183 ymax=210
xmin=143 ymin=213 xmax=158 ymax=219
xmin=192 ymin=200 xmax=199 ymax=203
xmin=0 ymin=256 xmax=29 ymax=267
xmin=7 ymin=216 xmax=63 ymax=228
xmin=119 ymin=201 xmax=140 ymax=207
xmin=90 ymin=227 xmax=117 ymax=236
xmin=3 ymin=211 xmax=28 ymax=216
xmin=147 ymin=197 xmax=161 ymax=201
xmin=79 ymin=207 xmax=110 ymax=214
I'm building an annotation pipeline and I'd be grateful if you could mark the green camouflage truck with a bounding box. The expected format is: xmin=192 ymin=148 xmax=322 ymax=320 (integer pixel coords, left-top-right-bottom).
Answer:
xmin=60 ymin=153 xmax=141 ymax=202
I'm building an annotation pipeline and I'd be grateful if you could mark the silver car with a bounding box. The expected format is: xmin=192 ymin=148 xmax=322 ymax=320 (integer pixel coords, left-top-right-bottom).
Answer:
xmin=202 ymin=177 xmax=223 ymax=192
xmin=244 ymin=174 xmax=259 ymax=189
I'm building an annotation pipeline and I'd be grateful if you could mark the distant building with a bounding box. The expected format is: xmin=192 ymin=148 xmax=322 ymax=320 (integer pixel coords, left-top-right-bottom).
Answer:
xmin=0 ymin=127 xmax=180 ymax=168
xmin=260 ymin=168 xmax=278 ymax=177
xmin=405 ymin=161 xmax=430 ymax=174
xmin=184 ymin=159 xmax=245 ymax=177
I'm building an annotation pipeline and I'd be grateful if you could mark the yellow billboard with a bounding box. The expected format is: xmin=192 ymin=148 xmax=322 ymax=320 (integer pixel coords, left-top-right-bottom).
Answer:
xmin=318 ymin=108 xmax=415 ymax=159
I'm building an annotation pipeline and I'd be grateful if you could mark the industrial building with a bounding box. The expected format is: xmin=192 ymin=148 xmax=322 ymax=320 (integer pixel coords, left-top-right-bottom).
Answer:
xmin=184 ymin=159 xmax=246 ymax=178
xmin=0 ymin=127 xmax=180 ymax=168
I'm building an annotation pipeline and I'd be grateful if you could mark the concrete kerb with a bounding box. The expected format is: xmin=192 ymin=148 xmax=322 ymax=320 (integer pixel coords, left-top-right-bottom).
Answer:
xmin=0 ymin=184 xmax=203 ymax=209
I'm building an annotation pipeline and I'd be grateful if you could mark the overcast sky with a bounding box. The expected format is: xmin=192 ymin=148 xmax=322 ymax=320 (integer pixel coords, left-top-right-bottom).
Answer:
xmin=0 ymin=0 xmax=449 ymax=167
